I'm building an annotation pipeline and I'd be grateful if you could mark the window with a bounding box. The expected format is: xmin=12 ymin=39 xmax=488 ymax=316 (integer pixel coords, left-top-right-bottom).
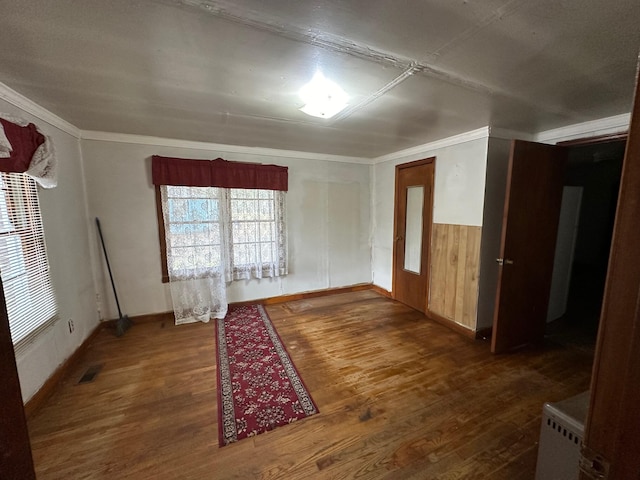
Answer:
xmin=161 ymin=185 xmax=223 ymax=277
xmin=0 ymin=172 xmax=57 ymax=348
xmin=228 ymin=188 xmax=285 ymax=278
xmin=157 ymin=185 xmax=287 ymax=282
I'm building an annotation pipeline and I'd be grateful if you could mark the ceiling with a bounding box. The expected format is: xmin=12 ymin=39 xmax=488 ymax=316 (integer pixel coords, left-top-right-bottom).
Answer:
xmin=0 ymin=0 xmax=638 ymax=158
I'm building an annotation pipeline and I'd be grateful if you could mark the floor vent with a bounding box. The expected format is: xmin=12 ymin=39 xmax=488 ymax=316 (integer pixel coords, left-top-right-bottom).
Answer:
xmin=78 ymin=364 xmax=103 ymax=384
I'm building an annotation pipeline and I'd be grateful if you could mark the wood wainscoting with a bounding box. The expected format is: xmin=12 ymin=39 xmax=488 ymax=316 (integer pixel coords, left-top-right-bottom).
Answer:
xmin=429 ymin=223 xmax=482 ymax=330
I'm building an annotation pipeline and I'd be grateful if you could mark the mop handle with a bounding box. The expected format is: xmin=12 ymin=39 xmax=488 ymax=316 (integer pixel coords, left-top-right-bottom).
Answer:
xmin=95 ymin=218 xmax=123 ymax=318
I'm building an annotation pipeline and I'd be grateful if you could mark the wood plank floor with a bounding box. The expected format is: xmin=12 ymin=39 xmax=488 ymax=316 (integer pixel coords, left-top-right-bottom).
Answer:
xmin=27 ymin=291 xmax=594 ymax=479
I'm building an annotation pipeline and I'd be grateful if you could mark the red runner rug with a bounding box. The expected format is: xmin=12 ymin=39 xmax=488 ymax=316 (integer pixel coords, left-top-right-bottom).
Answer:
xmin=215 ymin=304 xmax=319 ymax=446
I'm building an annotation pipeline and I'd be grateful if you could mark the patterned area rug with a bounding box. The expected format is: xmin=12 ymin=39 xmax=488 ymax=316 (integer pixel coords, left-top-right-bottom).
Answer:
xmin=215 ymin=304 xmax=319 ymax=446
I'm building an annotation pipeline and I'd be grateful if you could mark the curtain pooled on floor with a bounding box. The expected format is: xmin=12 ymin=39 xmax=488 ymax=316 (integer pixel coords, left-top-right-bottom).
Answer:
xmin=160 ymin=185 xmax=228 ymax=323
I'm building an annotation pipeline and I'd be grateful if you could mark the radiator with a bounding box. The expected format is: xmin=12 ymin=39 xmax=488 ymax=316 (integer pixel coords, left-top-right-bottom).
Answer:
xmin=535 ymin=391 xmax=590 ymax=480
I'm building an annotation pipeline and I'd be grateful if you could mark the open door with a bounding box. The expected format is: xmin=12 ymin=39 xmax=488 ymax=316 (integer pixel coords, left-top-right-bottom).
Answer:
xmin=0 ymin=278 xmax=36 ymax=480
xmin=579 ymin=65 xmax=640 ymax=480
xmin=392 ymin=158 xmax=434 ymax=313
xmin=491 ymin=140 xmax=567 ymax=353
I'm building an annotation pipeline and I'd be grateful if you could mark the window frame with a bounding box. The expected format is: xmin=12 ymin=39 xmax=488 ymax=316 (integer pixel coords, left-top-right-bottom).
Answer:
xmin=155 ymin=186 xmax=170 ymax=283
xmin=155 ymin=185 xmax=286 ymax=283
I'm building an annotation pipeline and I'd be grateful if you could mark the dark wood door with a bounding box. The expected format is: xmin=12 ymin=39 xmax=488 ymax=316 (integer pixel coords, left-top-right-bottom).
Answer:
xmin=579 ymin=67 xmax=640 ymax=480
xmin=392 ymin=158 xmax=434 ymax=313
xmin=491 ymin=140 xmax=567 ymax=353
xmin=0 ymin=278 xmax=36 ymax=480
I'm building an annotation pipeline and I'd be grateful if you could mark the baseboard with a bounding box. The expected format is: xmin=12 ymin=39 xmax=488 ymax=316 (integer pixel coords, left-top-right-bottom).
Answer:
xmin=101 ymin=311 xmax=174 ymax=328
xmin=131 ymin=311 xmax=174 ymax=324
xmin=24 ymin=322 xmax=103 ymax=419
xmin=370 ymin=284 xmax=392 ymax=298
xmin=100 ymin=284 xmax=377 ymax=325
xmin=231 ymin=283 xmax=375 ymax=307
xmin=426 ymin=310 xmax=476 ymax=340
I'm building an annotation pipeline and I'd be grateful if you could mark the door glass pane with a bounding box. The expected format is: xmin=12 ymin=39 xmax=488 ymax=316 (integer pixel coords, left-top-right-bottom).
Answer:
xmin=404 ymin=186 xmax=424 ymax=273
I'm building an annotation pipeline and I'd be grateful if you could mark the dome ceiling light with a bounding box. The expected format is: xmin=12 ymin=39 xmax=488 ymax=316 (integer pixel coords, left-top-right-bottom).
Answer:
xmin=298 ymin=72 xmax=349 ymax=119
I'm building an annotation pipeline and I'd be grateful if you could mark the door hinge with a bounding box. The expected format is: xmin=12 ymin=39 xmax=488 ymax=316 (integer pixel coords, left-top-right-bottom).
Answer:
xmin=579 ymin=445 xmax=610 ymax=479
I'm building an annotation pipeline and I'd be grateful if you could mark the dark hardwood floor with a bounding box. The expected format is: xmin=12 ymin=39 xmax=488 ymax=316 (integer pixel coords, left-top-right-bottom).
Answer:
xmin=26 ymin=290 xmax=594 ymax=479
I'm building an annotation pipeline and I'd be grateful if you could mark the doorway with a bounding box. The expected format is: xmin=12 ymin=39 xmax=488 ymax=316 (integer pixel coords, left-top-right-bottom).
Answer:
xmin=545 ymin=139 xmax=626 ymax=349
xmin=490 ymin=140 xmax=567 ymax=353
xmin=392 ymin=158 xmax=435 ymax=313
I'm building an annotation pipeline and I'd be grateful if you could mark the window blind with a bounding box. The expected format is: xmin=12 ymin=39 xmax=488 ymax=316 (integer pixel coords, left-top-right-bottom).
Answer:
xmin=0 ymin=172 xmax=57 ymax=348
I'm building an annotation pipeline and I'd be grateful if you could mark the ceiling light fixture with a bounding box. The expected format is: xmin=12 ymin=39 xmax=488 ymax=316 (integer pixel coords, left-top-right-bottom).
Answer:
xmin=298 ymin=72 xmax=348 ymax=119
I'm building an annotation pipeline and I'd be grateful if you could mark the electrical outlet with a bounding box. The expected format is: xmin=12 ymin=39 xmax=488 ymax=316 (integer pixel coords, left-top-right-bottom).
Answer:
xmin=96 ymin=293 xmax=102 ymax=320
xmin=68 ymin=319 xmax=74 ymax=333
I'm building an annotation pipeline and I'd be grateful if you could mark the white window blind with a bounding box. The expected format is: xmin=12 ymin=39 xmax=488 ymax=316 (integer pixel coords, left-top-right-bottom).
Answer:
xmin=0 ymin=172 xmax=58 ymax=347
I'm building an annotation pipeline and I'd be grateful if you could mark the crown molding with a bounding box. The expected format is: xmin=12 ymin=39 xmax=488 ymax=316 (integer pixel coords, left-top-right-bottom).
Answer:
xmin=488 ymin=126 xmax=535 ymax=142
xmin=0 ymin=81 xmax=80 ymax=138
xmin=80 ymin=130 xmax=372 ymax=164
xmin=534 ymin=113 xmax=630 ymax=144
xmin=372 ymin=127 xmax=490 ymax=164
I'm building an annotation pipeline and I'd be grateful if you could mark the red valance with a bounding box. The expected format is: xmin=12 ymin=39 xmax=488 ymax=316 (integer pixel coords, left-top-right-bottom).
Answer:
xmin=151 ymin=156 xmax=288 ymax=191
xmin=0 ymin=118 xmax=45 ymax=173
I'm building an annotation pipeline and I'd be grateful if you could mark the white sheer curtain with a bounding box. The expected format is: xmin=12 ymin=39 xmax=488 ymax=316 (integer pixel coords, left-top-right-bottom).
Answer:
xmin=160 ymin=186 xmax=287 ymax=325
xmin=161 ymin=186 xmax=228 ymax=324
xmin=226 ymin=189 xmax=288 ymax=281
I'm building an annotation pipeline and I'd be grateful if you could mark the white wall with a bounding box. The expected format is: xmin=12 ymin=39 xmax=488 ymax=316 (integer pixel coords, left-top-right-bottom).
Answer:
xmin=81 ymin=139 xmax=372 ymax=320
xmin=371 ymin=136 xmax=489 ymax=291
xmin=432 ymin=141 xmax=489 ymax=226
xmin=0 ymin=99 xmax=99 ymax=402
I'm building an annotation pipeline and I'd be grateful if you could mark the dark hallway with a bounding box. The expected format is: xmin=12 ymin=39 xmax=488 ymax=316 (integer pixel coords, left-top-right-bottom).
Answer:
xmin=545 ymin=139 xmax=626 ymax=350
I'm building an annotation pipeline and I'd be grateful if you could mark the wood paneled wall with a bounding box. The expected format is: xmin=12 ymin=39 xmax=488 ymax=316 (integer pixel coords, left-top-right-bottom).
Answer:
xmin=429 ymin=223 xmax=482 ymax=330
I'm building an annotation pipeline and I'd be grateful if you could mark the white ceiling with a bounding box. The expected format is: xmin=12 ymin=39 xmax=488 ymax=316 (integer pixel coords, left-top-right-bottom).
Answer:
xmin=0 ymin=0 xmax=638 ymax=158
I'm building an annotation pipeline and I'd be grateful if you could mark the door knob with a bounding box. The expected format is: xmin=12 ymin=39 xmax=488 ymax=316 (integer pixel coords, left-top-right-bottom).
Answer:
xmin=496 ymin=258 xmax=514 ymax=265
